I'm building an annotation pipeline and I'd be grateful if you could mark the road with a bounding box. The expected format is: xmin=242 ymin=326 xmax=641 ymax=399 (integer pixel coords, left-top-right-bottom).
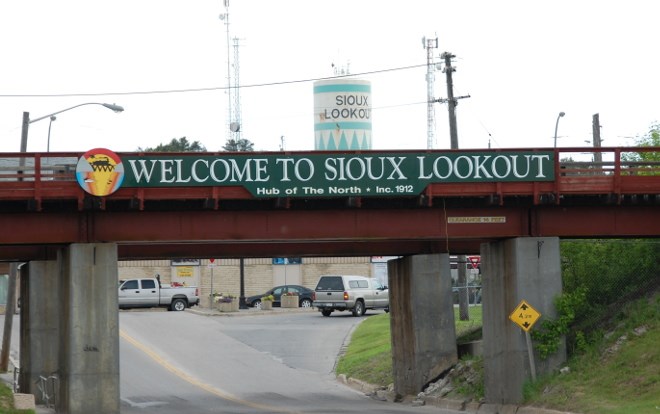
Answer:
xmin=4 ymin=309 xmax=462 ymax=413
xmin=119 ymin=309 xmax=460 ymax=413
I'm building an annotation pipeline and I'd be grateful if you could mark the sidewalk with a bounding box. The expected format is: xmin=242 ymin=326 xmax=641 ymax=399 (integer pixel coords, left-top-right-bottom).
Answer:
xmin=0 ymin=358 xmax=56 ymax=413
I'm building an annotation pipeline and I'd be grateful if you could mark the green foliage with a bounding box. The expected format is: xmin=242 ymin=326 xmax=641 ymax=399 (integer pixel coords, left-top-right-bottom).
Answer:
xmin=574 ymin=331 xmax=588 ymax=354
xmin=261 ymin=294 xmax=274 ymax=302
xmin=138 ymin=137 xmax=206 ymax=152
xmin=222 ymin=138 xmax=254 ymax=152
xmin=621 ymin=123 xmax=660 ymax=173
xmin=531 ymin=288 xmax=588 ymax=359
xmin=536 ymin=239 xmax=659 ymax=359
xmin=561 ymin=240 xmax=659 ymax=306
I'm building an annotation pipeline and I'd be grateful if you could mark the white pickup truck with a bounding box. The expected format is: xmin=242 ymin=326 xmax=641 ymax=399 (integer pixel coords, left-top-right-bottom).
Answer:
xmin=312 ymin=275 xmax=389 ymax=317
xmin=118 ymin=278 xmax=200 ymax=311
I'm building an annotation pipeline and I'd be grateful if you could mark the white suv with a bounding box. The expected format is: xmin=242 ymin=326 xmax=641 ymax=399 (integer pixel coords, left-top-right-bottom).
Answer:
xmin=312 ymin=275 xmax=389 ymax=317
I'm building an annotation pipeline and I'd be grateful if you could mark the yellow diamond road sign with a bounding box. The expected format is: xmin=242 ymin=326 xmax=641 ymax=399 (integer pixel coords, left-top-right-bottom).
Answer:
xmin=509 ymin=300 xmax=541 ymax=332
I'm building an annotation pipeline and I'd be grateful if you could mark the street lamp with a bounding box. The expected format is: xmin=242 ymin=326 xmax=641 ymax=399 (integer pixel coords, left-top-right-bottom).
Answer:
xmin=553 ymin=111 xmax=565 ymax=148
xmin=47 ymin=116 xmax=56 ymax=152
xmin=20 ymin=102 xmax=124 ymax=153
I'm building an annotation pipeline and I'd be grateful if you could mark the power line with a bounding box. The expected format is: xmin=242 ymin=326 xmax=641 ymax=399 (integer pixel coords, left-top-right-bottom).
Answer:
xmin=0 ymin=64 xmax=427 ymax=99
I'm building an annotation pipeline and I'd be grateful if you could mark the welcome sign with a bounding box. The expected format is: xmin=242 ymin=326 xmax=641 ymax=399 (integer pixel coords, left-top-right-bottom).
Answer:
xmin=77 ymin=149 xmax=554 ymax=198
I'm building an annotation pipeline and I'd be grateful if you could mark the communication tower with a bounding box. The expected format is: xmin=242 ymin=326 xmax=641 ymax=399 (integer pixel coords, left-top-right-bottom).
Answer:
xmin=422 ymin=36 xmax=439 ymax=149
xmin=219 ymin=1 xmax=233 ymax=142
xmin=230 ymin=37 xmax=243 ymax=139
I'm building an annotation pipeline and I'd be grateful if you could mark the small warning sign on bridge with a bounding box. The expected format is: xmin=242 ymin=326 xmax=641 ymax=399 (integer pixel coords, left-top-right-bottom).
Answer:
xmin=509 ymin=300 xmax=541 ymax=332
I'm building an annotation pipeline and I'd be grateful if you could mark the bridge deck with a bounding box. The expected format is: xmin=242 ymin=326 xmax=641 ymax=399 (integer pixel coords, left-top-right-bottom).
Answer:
xmin=0 ymin=147 xmax=658 ymax=261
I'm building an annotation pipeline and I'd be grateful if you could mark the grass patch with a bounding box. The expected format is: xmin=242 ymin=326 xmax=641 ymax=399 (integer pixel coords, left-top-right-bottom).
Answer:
xmin=336 ymin=305 xmax=483 ymax=386
xmin=455 ymin=306 xmax=483 ymax=340
xmin=335 ymin=311 xmax=393 ymax=385
xmin=0 ymin=383 xmax=35 ymax=414
xmin=523 ymin=294 xmax=660 ymax=414
xmin=338 ymin=294 xmax=659 ymax=414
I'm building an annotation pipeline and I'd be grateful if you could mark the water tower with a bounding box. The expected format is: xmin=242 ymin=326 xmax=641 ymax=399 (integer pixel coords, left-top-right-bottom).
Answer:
xmin=313 ymin=78 xmax=372 ymax=150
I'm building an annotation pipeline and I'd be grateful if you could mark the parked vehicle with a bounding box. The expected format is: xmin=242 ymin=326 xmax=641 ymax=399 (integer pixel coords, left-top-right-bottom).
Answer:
xmin=246 ymin=285 xmax=314 ymax=309
xmin=118 ymin=278 xmax=200 ymax=311
xmin=312 ymin=275 xmax=389 ymax=317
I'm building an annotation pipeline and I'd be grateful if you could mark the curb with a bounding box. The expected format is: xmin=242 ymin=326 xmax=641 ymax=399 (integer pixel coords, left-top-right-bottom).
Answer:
xmin=186 ymin=306 xmax=316 ymax=317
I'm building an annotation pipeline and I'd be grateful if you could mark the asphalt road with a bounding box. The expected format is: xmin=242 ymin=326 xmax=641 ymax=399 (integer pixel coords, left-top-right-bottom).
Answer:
xmin=2 ymin=310 xmax=463 ymax=413
xmin=119 ymin=309 xmax=462 ymax=413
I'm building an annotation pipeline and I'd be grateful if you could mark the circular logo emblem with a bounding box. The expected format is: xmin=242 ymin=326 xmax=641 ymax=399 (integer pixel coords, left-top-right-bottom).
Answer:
xmin=76 ymin=148 xmax=125 ymax=196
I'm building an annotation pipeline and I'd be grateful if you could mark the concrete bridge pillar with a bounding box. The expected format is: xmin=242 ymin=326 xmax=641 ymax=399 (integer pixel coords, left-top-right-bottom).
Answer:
xmin=58 ymin=243 xmax=120 ymax=414
xmin=388 ymin=254 xmax=457 ymax=397
xmin=481 ymin=237 xmax=566 ymax=404
xmin=19 ymin=258 xmax=62 ymax=403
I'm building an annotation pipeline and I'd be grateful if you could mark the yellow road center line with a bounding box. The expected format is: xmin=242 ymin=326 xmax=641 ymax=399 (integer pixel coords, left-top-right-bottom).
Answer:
xmin=120 ymin=329 xmax=302 ymax=414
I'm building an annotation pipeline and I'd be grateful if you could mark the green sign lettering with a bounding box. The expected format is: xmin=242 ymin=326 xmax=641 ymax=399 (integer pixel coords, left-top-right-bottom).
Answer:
xmin=120 ymin=151 xmax=554 ymax=198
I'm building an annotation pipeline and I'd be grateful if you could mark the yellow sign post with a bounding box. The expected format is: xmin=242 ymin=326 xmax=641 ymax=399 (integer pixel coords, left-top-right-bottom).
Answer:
xmin=509 ymin=299 xmax=541 ymax=332
xmin=509 ymin=299 xmax=542 ymax=381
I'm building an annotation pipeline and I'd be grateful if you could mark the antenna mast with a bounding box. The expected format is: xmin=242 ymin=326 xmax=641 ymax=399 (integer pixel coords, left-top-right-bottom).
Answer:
xmin=423 ymin=36 xmax=439 ymax=149
xmin=221 ymin=0 xmax=232 ymax=143
xmin=231 ymin=37 xmax=243 ymax=140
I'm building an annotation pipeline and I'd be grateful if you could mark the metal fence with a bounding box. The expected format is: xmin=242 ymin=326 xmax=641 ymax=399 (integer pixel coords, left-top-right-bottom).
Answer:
xmin=37 ymin=373 xmax=59 ymax=409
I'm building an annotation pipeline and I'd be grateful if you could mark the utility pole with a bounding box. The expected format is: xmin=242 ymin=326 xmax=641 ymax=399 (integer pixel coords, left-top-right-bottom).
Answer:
xmin=439 ymin=51 xmax=470 ymax=320
xmin=3 ymin=113 xmax=29 ymax=370
xmin=443 ymin=52 xmax=459 ymax=150
xmin=592 ymin=113 xmax=603 ymax=166
xmin=0 ymin=263 xmax=18 ymax=372
xmin=433 ymin=52 xmax=470 ymax=149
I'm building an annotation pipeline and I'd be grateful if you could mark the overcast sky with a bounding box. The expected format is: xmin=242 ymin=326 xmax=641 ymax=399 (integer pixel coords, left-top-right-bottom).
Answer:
xmin=0 ymin=0 xmax=657 ymax=154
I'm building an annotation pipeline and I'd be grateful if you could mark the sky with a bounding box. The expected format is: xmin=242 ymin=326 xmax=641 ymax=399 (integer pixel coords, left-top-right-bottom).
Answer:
xmin=0 ymin=0 xmax=658 ymax=155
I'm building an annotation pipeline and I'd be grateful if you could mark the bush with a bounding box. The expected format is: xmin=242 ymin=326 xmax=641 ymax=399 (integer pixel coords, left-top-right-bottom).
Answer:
xmin=535 ymin=239 xmax=660 ymax=358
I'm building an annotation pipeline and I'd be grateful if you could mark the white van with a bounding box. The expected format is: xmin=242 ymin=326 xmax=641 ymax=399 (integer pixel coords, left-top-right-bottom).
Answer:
xmin=312 ymin=275 xmax=389 ymax=317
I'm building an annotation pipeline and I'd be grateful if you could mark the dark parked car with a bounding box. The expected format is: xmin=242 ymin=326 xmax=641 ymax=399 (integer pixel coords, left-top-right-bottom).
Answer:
xmin=246 ymin=285 xmax=314 ymax=309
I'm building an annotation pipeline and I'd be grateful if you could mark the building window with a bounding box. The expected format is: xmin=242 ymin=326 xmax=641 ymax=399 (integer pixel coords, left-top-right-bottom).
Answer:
xmin=272 ymin=258 xmax=302 ymax=265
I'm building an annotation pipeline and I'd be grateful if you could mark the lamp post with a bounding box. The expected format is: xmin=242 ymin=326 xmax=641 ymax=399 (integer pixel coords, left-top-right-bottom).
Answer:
xmin=47 ymin=116 xmax=56 ymax=152
xmin=20 ymin=102 xmax=124 ymax=154
xmin=553 ymin=111 xmax=565 ymax=148
xmin=4 ymin=102 xmax=125 ymax=370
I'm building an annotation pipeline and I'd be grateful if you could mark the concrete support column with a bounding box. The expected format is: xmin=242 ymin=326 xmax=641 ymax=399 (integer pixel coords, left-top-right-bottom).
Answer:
xmin=388 ymin=254 xmax=457 ymax=397
xmin=19 ymin=258 xmax=62 ymax=402
xmin=58 ymin=243 xmax=119 ymax=414
xmin=481 ymin=237 xmax=566 ymax=404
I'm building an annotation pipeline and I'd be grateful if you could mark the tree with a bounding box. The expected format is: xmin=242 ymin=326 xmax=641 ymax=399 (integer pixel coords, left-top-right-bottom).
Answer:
xmin=621 ymin=123 xmax=660 ymax=165
xmin=138 ymin=137 xmax=206 ymax=152
xmin=635 ymin=122 xmax=660 ymax=149
xmin=222 ymin=138 xmax=254 ymax=152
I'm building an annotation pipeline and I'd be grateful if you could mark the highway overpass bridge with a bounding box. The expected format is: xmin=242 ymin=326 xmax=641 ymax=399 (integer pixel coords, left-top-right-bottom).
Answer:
xmin=1 ymin=146 xmax=658 ymax=413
